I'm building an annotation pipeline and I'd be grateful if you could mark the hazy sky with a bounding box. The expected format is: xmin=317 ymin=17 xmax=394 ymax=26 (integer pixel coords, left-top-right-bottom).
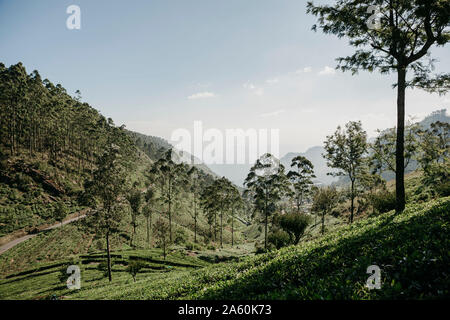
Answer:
xmin=1 ymin=0 xmax=449 ymax=157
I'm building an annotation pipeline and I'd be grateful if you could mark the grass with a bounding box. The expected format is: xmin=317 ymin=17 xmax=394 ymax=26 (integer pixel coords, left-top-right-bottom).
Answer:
xmin=1 ymin=196 xmax=448 ymax=300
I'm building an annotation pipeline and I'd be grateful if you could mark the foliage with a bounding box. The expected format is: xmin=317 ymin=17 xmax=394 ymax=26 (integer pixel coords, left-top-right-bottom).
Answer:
xmin=369 ymin=189 xmax=397 ymax=214
xmin=311 ymin=186 xmax=339 ymax=235
xmin=244 ymin=153 xmax=290 ymax=250
xmin=268 ymin=230 xmax=291 ymax=250
xmin=127 ymin=185 xmax=143 ymax=247
xmin=307 ymin=0 xmax=450 ymax=213
xmin=323 ymin=121 xmax=367 ymax=223
xmin=274 ymin=213 xmax=311 ymax=245
xmin=126 ymin=260 xmax=146 ymax=282
xmin=287 ymin=156 xmax=316 ymax=213
xmin=154 ymin=216 xmax=170 ymax=260
xmin=370 ymin=123 xmax=420 ymax=174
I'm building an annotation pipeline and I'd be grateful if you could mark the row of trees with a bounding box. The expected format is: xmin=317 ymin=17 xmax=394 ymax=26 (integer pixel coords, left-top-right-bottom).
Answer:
xmin=0 ymin=63 xmax=131 ymax=174
xmin=243 ymin=116 xmax=448 ymax=251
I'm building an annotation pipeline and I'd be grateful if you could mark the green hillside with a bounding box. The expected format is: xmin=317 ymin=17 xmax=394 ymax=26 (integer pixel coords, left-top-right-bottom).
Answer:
xmin=0 ymin=196 xmax=447 ymax=300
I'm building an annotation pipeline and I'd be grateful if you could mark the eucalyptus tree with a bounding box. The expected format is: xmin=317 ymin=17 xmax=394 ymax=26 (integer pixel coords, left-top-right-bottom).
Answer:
xmin=150 ymin=149 xmax=187 ymax=242
xmin=228 ymin=185 xmax=243 ymax=247
xmin=215 ymin=177 xmax=242 ymax=248
xmin=370 ymin=123 xmax=419 ymax=175
xmin=187 ymin=166 xmax=202 ymax=243
xmin=323 ymin=121 xmax=367 ymax=223
xmin=307 ymin=0 xmax=450 ymax=213
xmin=127 ymin=184 xmax=143 ymax=247
xmin=311 ymin=186 xmax=339 ymax=235
xmin=287 ymin=156 xmax=316 ymax=213
xmin=244 ymin=153 xmax=290 ymax=250
xmin=143 ymin=187 xmax=156 ymax=246
xmin=216 ymin=177 xmax=235 ymax=248
xmin=154 ymin=216 xmax=170 ymax=260
xmin=200 ymin=185 xmax=219 ymax=242
xmin=83 ymin=142 xmax=129 ymax=282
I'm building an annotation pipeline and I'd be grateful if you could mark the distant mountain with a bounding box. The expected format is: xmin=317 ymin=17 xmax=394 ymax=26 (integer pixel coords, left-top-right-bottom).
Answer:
xmin=337 ymin=108 xmax=449 ymax=184
xmin=280 ymin=146 xmax=337 ymax=186
xmin=210 ymin=109 xmax=449 ymax=187
xmin=208 ymin=164 xmax=252 ymax=188
xmin=418 ymin=109 xmax=449 ymax=128
xmin=208 ymin=146 xmax=337 ymax=187
xmin=126 ymin=130 xmax=219 ymax=178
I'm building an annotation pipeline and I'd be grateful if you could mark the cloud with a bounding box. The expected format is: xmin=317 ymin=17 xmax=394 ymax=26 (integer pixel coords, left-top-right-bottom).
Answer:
xmin=243 ymin=82 xmax=264 ymax=96
xmin=187 ymin=92 xmax=216 ymax=100
xmin=295 ymin=67 xmax=312 ymax=74
xmin=318 ymin=66 xmax=336 ymax=76
xmin=266 ymin=78 xmax=279 ymax=84
xmin=260 ymin=109 xmax=285 ymax=118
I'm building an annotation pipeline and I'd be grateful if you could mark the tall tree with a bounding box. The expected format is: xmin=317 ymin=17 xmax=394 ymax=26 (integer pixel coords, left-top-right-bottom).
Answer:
xmin=244 ymin=154 xmax=290 ymax=250
xmin=84 ymin=141 xmax=129 ymax=282
xmin=323 ymin=121 xmax=367 ymax=223
xmin=188 ymin=167 xmax=201 ymax=243
xmin=307 ymin=0 xmax=450 ymax=212
xmin=287 ymin=156 xmax=316 ymax=213
xmin=369 ymin=122 xmax=419 ymax=175
xmin=154 ymin=216 xmax=170 ymax=260
xmin=311 ymin=186 xmax=339 ymax=235
xmin=151 ymin=149 xmax=187 ymax=242
xmin=127 ymin=184 xmax=143 ymax=248
xmin=143 ymin=187 xmax=156 ymax=246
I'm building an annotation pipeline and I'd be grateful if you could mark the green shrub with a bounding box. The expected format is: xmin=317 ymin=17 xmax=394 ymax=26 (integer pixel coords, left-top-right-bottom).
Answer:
xmin=254 ymin=242 xmax=267 ymax=254
xmin=274 ymin=213 xmax=311 ymax=245
xmin=268 ymin=230 xmax=291 ymax=249
xmin=422 ymin=163 xmax=450 ymax=197
xmin=126 ymin=260 xmax=146 ymax=282
xmin=174 ymin=228 xmax=188 ymax=245
xmin=370 ymin=190 xmax=396 ymax=214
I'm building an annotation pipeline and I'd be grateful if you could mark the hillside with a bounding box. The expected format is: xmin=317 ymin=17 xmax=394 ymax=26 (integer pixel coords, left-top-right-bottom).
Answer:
xmin=0 ymin=63 xmax=224 ymax=250
xmin=0 ymin=195 xmax=447 ymax=299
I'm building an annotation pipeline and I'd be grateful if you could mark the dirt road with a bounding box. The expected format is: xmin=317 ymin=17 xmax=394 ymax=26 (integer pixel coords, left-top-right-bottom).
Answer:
xmin=0 ymin=213 xmax=87 ymax=255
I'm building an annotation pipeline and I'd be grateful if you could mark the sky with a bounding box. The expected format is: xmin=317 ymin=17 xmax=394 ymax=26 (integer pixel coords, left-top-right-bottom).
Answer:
xmin=1 ymin=0 xmax=449 ymax=159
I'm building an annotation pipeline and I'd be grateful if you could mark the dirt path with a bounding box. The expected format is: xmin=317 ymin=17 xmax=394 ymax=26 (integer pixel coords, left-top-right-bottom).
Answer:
xmin=0 ymin=213 xmax=88 ymax=255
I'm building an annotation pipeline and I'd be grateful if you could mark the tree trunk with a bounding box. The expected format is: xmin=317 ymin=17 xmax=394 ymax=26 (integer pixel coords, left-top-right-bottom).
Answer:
xmin=395 ymin=67 xmax=406 ymax=213
xmin=350 ymin=179 xmax=355 ymax=223
xmin=194 ymin=198 xmax=197 ymax=243
xmin=168 ymin=196 xmax=172 ymax=242
xmin=214 ymin=213 xmax=217 ymax=242
xmin=194 ymin=215 xmax=197 ymax=244
xmin=220 ymin=211 xmax=223 ymax=248
xmin=264 ymin=197 xmax=268 ymax=251
xmin=321 ymin=211 xmax=325 ymax=235
xmin=146 ymin=216 xmax=150 ymax=245
xmin=106 ymin=231 xmax=112 ymax=282
xmin=231 ymin=210 xmax=234 ymax=247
